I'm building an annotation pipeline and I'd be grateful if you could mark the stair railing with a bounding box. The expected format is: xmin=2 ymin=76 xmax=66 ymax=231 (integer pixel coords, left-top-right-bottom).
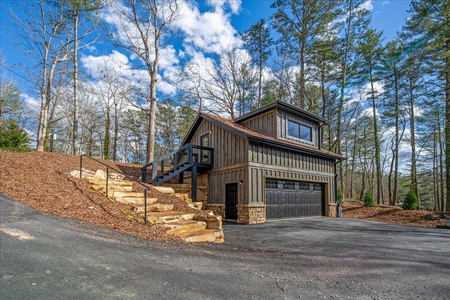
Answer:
xmin=141 ymin=144 xmax=214 ymax=184
xmin=141 ymin=143 xmax=191 ymax=183
xmin=79 ymin=155 xmax=152 ymax=224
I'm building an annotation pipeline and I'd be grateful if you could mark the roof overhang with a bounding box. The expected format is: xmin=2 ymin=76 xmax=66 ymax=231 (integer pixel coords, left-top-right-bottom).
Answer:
xmin=234 ymin=100 xmax=330 ymax=125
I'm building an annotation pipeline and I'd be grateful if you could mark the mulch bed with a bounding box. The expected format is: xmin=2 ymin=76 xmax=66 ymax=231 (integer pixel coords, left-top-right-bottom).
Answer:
xmin=0 ymin=151 xmax=202 ymax=241
xmin=341 ymin=201 xmax=448 ymax=228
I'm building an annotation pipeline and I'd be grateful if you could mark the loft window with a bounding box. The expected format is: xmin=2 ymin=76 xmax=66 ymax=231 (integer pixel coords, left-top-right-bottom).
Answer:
xmin=287 ymin=120 xmax=312 ymax=142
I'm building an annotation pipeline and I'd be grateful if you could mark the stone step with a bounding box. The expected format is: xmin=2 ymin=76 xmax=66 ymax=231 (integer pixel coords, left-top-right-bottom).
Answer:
xmin=141 ymin=211 xmax=197 ymax=224
xmin=112 ymin=191 xmax=144 ymax=198
xmin=194 ymin=215 xmax=222 ymax=229
xmin=88 ymin=178 xmax=133 ymax=187
xmin=92 ymin=185 xmax=133 ymax=193
xmin=188 ymin=202 xmax=203 ymax=210
xmin=127 ymin=197 xmax=159 ymax=207
xmin=133 ymin=203 xmax=172 ymax=213
xmin=164 ymin=220 xmax=207 ymax=235
xmin=176 ymin=228 xmax=224 ymax=243
xmin=152 ymin=186 xmax=175 ymax=194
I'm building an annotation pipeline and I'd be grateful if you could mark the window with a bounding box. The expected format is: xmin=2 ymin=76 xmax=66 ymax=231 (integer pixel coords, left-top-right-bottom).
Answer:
xmin=287 ymin=120 xmax=312 ymax=142
xmin=200 ymin=134 xmax=210 ymax=163
xmin=282 ymin=181 xmax=295 ymax=190
xmin=313 ymin=184 xmax=322 ymax=191
xmin=299 ymin=182 xmax=310 ymax=191
xmin=266 ymin=179 xmax=278 ymax=189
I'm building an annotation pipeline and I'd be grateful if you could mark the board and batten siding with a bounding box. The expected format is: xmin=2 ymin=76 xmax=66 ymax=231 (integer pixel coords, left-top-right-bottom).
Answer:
xmin=247 ymin=141 xmax=335 ymax=206
xmin=208 ymin=168 xmax=248 ymax=205
xmin=239 ymin=110 xmax=277 ymax=137
xmin=188 ymin=119 xmax=249 ymax=168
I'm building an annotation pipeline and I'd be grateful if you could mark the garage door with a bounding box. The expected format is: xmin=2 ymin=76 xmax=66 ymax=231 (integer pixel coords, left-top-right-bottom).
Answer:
xmin=266 ymin=179 xmax=324 ymax=219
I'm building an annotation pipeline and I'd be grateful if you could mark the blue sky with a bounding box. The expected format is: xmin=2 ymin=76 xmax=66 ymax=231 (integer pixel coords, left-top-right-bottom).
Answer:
xmin=0 ymin=0 xmax=412 ymax=100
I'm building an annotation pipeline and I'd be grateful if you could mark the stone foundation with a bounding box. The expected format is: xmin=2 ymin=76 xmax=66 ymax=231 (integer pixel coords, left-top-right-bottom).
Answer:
xmin=237 ymin=204 xmax=266 ymax=224
xmin=205 ymin=204 xmax=225 ymax=219
xmin=327 ymin=203 xmax=338 ymax=217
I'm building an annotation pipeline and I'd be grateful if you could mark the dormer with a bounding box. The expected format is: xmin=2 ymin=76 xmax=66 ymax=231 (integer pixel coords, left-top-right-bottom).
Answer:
xmin=234 ymin=101 xmax=328 ymax=150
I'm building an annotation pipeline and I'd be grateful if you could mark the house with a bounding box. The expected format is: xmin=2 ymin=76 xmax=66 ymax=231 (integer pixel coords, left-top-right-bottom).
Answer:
xmin=144 ymin=100 xmax=343 ymax=224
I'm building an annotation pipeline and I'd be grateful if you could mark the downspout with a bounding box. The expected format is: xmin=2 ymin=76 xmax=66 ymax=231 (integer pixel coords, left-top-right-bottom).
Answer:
xmin=334 ymin=159 xmax=342 ymax=217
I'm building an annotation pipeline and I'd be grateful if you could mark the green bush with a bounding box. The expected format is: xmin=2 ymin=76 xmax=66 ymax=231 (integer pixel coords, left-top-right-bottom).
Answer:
xmin=363 ymin=190 xmax=375 ymax=207
xmin=402 ymin=189 xmax=418 ymax=210
xmin=337 ymin=188 xmax=344 ymax=204
xmin=0 ymin=121 xmax=30 ymax=152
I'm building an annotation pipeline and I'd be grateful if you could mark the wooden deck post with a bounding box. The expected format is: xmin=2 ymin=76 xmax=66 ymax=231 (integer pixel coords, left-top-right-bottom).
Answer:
xmin=191 ymin=164 xmax=198 ymax=202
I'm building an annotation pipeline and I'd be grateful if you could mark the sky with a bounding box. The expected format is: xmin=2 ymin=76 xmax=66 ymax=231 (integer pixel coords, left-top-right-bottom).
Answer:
xmin=0 ymin=0 xmax=412 ymax=103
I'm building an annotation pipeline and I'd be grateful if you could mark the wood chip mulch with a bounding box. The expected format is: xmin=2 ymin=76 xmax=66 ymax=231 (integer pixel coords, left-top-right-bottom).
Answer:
xmin=0 ymin=151 xmax=203 ymax=242
xmin=341 ymin=201 xmax=448 ymax=228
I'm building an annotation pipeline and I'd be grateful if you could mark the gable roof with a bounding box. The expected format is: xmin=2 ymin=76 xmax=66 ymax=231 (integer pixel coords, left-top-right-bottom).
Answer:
xmin=183 ymin=112 xmax=344 ymax=161
xmin=234 ymin=100 xmax=330 ymax=125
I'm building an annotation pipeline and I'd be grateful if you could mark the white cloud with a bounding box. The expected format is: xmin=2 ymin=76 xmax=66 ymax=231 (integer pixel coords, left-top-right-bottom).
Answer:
xmin=21 ymin=94 xmax=39 ymax=111
xmin=382 ymin=1 xmax=390 ymax=6
xmin=360 ymin=0 xmax=374 ymax=11
xmin=176 ymin=0 xmax=242 ymax=55
xmin=81 ymin=50 xmax=131 ymax=79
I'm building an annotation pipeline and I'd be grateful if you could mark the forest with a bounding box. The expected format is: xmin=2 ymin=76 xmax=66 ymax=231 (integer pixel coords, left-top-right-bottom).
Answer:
xmin=0 ymin=0 xmax=449 ymax=212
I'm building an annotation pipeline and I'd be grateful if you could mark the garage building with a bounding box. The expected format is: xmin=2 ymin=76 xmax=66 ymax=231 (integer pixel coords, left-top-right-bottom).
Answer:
xmin=172 ymin=101 xmax=343 ymax=224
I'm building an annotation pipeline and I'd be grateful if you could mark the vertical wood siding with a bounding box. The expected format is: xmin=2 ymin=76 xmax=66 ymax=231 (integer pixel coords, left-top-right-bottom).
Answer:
xmin=248 ymin=141 xmax=335 ymax=205
xmin=188 ymin=120 xmax=249 ymax=168
xmin=208 ymin=168 xmax=248 ymax=204
xmin=239 ymin=110 xmax=277 ymax=137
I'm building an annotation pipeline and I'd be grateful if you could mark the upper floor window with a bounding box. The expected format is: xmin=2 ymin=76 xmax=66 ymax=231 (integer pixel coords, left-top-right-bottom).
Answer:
xmin=288 ymin=120 xmax=312 ymax=142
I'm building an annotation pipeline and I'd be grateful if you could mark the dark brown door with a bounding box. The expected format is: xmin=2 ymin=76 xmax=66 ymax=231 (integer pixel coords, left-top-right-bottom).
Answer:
xmin=225 ymin=183 xmax=238 ymax=219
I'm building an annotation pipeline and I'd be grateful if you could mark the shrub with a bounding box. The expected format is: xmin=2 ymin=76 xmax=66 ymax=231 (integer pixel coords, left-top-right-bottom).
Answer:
xmin=402 ymin=189 xmax=418 ymax=210
xmin=337 ymin=188 xmax=344 ymax=204
xmin=0 ymin=121 xmax=30 ymax=152
xmin=363 ymin=190 xmax=375 ymax=207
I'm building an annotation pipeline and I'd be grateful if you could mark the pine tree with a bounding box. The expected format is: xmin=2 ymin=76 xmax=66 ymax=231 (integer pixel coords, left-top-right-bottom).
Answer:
xmin=403 ymin=0 xmax=450 ymax=211
xmin=241 ymin=19 xmax=273 ymax=108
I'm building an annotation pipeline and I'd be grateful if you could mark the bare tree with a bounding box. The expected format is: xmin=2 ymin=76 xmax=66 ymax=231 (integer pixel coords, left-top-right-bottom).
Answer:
xmin=114 ymin=0 xmax=181 ymax=163
xmin=6 ymin=0 xmax=73 ymax=151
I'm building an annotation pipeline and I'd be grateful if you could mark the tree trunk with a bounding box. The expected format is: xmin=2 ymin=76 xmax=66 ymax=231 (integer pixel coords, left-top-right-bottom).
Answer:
xmin=445 ymin=46 xmax=450 ymax=212
xmin=438 ymin=114 xmax=445 ymax=211
xmin=370 ymin=66 xmax=382 ymax=204
xmin=392 ymin=61 xmax=400 ymax=205
xmin=409 ymin=78 xmax=418 ymax=204
xmin=72 ymin=10 xmax=80 ymax=155
xmin=103 ymin=108 xmax=111 ymax=160
xmin=113 ymin=102 xmax=119 ymax=161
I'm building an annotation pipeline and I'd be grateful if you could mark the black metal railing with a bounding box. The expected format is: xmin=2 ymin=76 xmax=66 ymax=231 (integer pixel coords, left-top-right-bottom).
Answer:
xmin=141 ymin=143 xmax=213 ymax=184
xmin=79 ymin=155 xmax=152 ymax=224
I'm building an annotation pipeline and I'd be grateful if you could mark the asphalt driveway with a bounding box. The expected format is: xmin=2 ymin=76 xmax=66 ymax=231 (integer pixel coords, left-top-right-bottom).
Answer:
xmin=1 ymin=194 xmax=449 ymax=299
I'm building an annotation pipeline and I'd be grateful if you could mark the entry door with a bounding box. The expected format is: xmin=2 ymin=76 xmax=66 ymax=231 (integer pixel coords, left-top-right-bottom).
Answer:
xmin=225 ymin=183 xmax=238 ymax=219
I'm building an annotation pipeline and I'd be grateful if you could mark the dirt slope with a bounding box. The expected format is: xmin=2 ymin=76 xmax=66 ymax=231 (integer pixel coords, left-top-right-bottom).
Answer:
xmin=0 ymin=151 xmax=190 ymax=241
xmin=341 ymin=202 xmax=448 ymax=228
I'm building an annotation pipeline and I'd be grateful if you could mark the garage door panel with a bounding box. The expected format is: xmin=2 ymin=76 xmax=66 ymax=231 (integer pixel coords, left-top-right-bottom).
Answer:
xmin=266 ymin=180 xmax=324 ymax=219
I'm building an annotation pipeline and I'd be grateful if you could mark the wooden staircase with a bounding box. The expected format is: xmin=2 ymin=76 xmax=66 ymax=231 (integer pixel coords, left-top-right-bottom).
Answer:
xmin=77 ymin=169 xmax=224 ymax=243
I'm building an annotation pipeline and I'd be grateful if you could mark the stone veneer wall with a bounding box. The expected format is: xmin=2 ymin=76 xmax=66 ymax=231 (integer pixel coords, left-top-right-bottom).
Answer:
xmin=328 ymin=203 xmax=338 ymax=217
xmin=205 ymin=204 xmax=225 ymax=219
xmin=237 ymin=204 xmax=266 ymax=224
